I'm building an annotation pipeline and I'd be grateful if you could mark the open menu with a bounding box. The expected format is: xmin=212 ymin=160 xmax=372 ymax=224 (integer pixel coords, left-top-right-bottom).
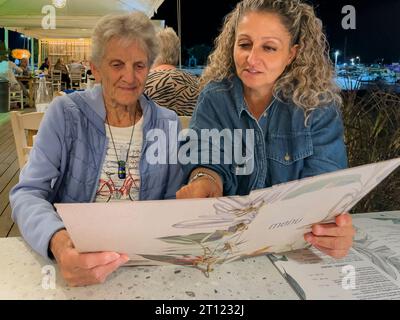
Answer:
xmin=55 ymin=158 xmax=400 ymax=276
xmin=270 ymin=211 xmax=400 ymax=300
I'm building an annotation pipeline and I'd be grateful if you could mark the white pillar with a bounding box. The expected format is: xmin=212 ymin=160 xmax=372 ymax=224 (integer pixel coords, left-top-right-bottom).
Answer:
xmin=38 ymin=40 xmax=42 ymax=67
xmin=4 ymin=28 xmax=9 ymax=51
xmin=177 ymin=0 xmax=182 ymax=69
xmin=31 ymin=38 xmax=35 ymax=70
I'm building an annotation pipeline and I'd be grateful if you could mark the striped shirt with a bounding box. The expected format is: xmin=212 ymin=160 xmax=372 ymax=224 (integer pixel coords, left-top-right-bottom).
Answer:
xmin=145 ymin=69 xmax=200 ymax=116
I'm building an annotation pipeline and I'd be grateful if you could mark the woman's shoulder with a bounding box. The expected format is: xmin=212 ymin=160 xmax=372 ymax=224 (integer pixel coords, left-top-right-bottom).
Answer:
xmin=276 ymin=97 xmax=340 ymax=115
xmin=48 ymin=94 xmax=78 ymax=111
xmin=46 ymin=87 xmax=104 ymax=119
xmin=306 ymin=102 xmax=342 ymax=120
xmin=201 ymin=78 xmax=234 ymax=94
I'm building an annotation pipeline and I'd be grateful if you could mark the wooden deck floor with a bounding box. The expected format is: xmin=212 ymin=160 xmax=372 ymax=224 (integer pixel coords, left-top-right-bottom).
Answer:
xmin=0 ymin=109 xmax=35 ymax=237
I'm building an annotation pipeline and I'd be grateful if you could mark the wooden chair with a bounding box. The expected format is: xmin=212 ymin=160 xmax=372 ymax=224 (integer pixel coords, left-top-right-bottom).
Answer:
xmin=51 ymin=70 xmax=62 ymax=93
xmin=70 ymin=71 xmax=82 ymax=90
xmin=178 ymin=116 xmax=191 ymax=129
xmin=10 ymin=111 xmax=45 ymax=169
xmin=8 ymin=88 xmax=24 ymax=111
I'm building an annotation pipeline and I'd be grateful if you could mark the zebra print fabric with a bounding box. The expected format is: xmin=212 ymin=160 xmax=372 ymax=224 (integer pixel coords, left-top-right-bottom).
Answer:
xmin=144 ymin=69 xmax=200 ymax=116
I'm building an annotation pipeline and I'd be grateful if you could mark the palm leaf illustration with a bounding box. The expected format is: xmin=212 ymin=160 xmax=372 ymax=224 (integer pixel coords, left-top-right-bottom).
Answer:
xmin=282 ymin=175 xmax=361 ymax=200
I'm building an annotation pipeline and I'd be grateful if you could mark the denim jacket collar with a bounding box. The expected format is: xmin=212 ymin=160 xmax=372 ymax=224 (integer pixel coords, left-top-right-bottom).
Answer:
xmin=230 ymin=75 xmax=276 ymax=119
xmin=230 ymin=75 xmax=248 ymax=118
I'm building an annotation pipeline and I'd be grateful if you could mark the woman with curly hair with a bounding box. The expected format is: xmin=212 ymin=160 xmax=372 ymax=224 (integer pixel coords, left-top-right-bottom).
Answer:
xmin=177 ymin=0 xmax=355 ymax=259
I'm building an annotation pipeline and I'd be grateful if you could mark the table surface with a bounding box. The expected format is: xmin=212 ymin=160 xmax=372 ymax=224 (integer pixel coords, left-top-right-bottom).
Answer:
xmin=1 ymin=211 xmax=399 ymax=300
xmin=0 ymin=238 xmax=298 ymax=300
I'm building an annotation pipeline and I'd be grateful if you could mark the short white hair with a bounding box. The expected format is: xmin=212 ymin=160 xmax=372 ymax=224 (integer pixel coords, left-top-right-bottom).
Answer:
xmin=90 ymin=11 xmax=159 ymax=67
xmin=153 ymin=27 xmax=180 ymax=66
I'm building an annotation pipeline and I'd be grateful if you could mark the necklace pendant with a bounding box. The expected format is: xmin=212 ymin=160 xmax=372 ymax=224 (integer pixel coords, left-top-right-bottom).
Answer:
xmin=117 ymin=160 xmax=126 ymax=179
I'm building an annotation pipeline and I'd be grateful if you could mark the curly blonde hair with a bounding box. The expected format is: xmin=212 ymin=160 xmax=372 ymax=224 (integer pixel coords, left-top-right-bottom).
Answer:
xmin=201 ymin=0 xmax=342 ymax=110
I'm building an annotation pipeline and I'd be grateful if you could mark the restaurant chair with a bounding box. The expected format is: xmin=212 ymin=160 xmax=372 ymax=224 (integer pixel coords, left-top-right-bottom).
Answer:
xmin=10 ymin=111 xmax=45 ymax=169
xmin=8 ymin=88 xmax=24 ymax=111
xmin=70 ymin=71 xmax=82 ymax=90
xmin=51 ymin=70 xmax=62 ymax=93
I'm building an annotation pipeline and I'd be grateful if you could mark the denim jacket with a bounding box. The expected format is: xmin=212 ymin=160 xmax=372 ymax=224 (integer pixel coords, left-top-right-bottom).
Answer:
xmin=183 ymin=75 xmax=348 ymax=196
xmin=10 ymin=85 xmax=184 ymax=259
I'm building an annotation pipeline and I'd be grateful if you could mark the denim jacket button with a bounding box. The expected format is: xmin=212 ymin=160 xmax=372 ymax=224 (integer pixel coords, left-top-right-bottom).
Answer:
xmin=284 ymin=153 xmax=291 ymax=161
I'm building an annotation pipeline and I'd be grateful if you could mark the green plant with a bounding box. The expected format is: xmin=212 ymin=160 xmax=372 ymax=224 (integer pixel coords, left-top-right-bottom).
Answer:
xmin=341 ymin=87 xmax=400 ymax=212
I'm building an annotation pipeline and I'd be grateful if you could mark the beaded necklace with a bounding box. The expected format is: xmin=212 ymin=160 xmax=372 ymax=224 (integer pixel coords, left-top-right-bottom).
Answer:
xmin=105 ymin=107 xmax=137 ymax=179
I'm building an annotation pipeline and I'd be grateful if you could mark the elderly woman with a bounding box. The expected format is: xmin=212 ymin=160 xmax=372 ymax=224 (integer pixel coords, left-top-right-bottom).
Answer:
xmin=144 ymin=27 xmax=200 ymax=116
xmin=10 ymin=12 xmax=183 ymax=286
xmin=177 ymin=0 xmax=355 ymax=259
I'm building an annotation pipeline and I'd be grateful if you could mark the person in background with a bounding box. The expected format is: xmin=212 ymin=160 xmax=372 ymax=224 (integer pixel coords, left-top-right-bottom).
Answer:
xmin=39 ymin=57 xmax=51 ymax=74
xmin=68 ymin=59 xmax=84 ymax=74
xmin=53 ymin=58 xmax=71 ymax=89
xmin=7 ymin=59 xmax=29 ymax=99
xmin=144 ymin=27 xmax=200 ymax=116
xmin=67 ymin=60 xmax=85 ymax=89
xmin=19 ymin=58 xmax=30 ymax=76
xmin=10 ymin=12 xmax=183 ymax=287
xmin=7 ymin=60 xmax=23 ymax=91
xmin=177 ymin=0 xmax=355 ymax=259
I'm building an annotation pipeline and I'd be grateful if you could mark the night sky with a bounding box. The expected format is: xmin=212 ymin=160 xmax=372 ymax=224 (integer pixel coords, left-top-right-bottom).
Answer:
xmin=153 ymin=0 xmax=400 ymax=64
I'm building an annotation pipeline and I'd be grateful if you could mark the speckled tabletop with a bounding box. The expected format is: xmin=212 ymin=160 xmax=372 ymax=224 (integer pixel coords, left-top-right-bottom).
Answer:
xmin=0 ymin=237 xmax=298 ymax=300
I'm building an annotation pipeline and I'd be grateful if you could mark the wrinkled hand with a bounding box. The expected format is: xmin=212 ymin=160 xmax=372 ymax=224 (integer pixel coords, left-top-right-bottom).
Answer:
xmin=50 ymin=229 xmax=129 ymax=287
xmin=176 ymin=178 xmax=222 ymax=199
xmin=304 ymin=213 xmax=355 ymax=259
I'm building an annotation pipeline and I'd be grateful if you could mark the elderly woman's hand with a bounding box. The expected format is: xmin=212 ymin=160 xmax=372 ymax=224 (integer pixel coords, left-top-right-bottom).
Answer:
xmin=50 ymin=230 xmax=129 ymax=287
xmin=304 ymin=213 xmax=355 ymax=259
